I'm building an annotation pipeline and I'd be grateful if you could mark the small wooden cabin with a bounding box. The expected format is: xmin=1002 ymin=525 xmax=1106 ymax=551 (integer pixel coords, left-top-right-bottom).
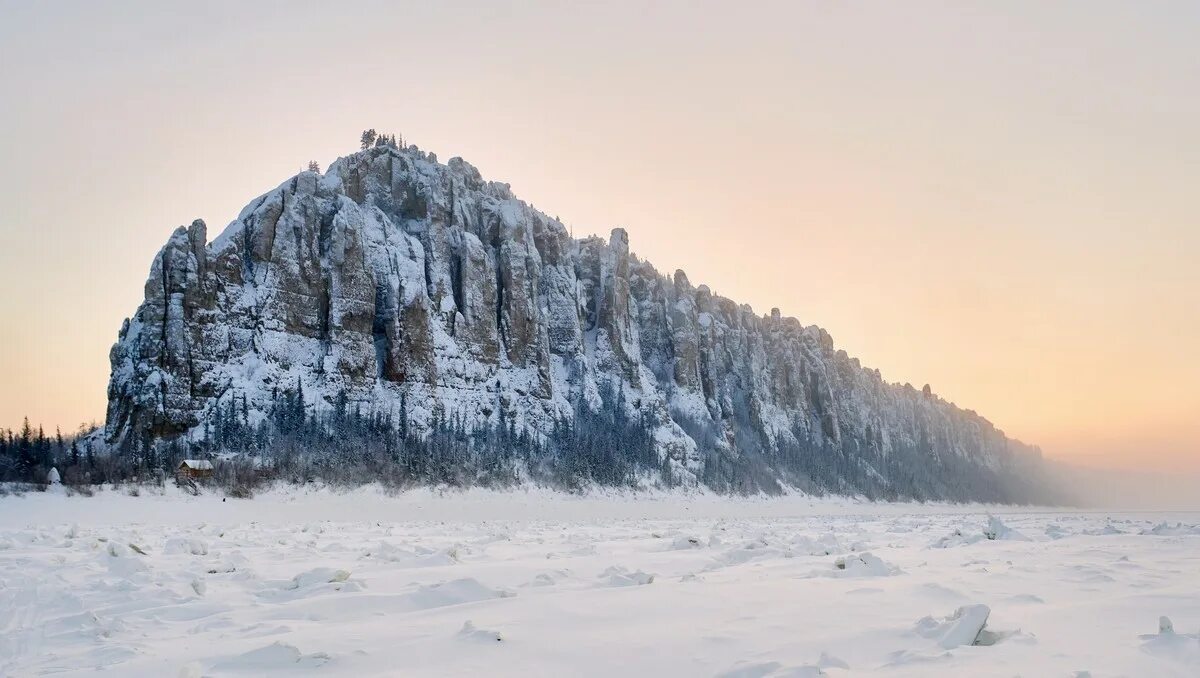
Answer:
xmin=177 ymin=459 xmax=214 ymax=481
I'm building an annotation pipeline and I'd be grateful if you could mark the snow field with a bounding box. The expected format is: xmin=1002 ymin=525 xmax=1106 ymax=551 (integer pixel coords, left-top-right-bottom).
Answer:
xmin=1 ymin=488 xmax=1198 ymax=676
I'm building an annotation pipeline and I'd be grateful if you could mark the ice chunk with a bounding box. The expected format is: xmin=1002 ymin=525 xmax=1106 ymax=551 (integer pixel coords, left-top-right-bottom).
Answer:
xmin=984 ymin=516 xmax=1029 ymax=541
xmin=833 ymin=552 xmax=899 ymax=577
xmin=210 ymin=641 xmax=331 ymax=672
xmin=1141 ymin=522 xmax=1200 ymax=536
xmin=407 ymin=578 xmax=514 ymax=609
xmin=1139 ymin=616 xmax=1200 ymax=665
xmin=915 ymin=604 xmax=992 ymax=649
xmin=528 ymin=570 xmax=570 ymax=587
xmin=928 ymin=528 xmax=985 ymax=549
xmin=458 ymin=620 xmax=503 ymax=642
xmin=599 ymin=566 xmax=655 ymax=587
xmin=817 ymin=651 xmax=849 ymax=669
xmin=165 ymin=538 xmax=209 ymax=556
xmin=669 ymin=534 xmax=704 ymax=550
xmin=288 ymin=567 xmax=350 ymax=589
xmin=715 ymin=661 xmax=823 ymax=677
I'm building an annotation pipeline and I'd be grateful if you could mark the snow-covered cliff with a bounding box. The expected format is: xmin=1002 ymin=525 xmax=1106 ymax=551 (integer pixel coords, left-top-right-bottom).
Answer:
xmin=105 ymin=144 xmax=1051 ymax=499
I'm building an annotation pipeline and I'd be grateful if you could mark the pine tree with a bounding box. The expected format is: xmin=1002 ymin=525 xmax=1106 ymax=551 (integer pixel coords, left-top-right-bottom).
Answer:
xmin=0 ymin=428 xmax=10 ymax=481
xmin=16 ymin=418 xmax=34 ymax=478
xmin=398 ymin=391 xmax=409 ymax=439
xmin=294 ymin=379 xmax=306 ymax=432
xmin=307 ymin=160 xmax=320 ymax=173
xmin=360 ymin=129 xmax=378 ymax=150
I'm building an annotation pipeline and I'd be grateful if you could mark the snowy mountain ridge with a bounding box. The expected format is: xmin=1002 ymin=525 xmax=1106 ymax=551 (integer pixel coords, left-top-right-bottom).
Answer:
xmin=104 ymin=143 xmax=1052 ymax=500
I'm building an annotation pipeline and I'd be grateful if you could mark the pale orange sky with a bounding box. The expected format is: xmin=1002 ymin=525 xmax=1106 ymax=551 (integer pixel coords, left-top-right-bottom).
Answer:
xmin=0 ymin=1 xmax=1196 ymax=471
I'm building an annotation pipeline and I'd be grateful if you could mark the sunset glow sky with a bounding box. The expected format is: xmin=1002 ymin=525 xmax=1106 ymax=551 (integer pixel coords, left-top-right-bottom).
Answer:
xmin=1 ymin=1 xmax=1196 ymax=471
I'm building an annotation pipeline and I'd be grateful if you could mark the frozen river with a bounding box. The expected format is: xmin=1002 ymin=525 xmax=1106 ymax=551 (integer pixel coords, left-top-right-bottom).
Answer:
xmin=1 ymin=486 xmax=1197 ymax=676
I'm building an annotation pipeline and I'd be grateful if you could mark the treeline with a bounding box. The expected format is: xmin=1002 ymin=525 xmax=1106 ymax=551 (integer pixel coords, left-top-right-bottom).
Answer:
xmin=112 ymin=382 xmax=661 ymax=495
xmin=0 ymin=419 xmax=104 ymax=485
xmin=4 ymin=386 xmax=1058 ymax=504
xmin=689 ymin=424 xmax=1047 ymax=504
xmin=675 ymin=385 xmax=1055 ymax=503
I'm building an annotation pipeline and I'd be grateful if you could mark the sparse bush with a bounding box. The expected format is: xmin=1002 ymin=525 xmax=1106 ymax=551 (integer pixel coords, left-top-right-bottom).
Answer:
xmin=213 ymin=458 xmax=269 ymax=498
xmin=65 ymin=484 xmax=94 ymax=497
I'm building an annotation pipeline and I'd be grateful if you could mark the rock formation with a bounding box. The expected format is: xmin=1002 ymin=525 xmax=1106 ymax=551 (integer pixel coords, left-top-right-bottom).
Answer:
xmin=104 ymin=144 xmax=1052 ymax=499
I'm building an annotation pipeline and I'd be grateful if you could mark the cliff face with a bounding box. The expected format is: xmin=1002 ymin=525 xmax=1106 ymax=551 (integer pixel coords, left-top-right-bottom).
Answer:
xmin=105 ymin=144 xmax=1047 ymax=498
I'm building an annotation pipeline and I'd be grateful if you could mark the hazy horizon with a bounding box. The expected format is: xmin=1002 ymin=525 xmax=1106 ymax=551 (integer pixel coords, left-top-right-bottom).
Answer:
xmin=1 ymin=1 xmax=1197 ymax=474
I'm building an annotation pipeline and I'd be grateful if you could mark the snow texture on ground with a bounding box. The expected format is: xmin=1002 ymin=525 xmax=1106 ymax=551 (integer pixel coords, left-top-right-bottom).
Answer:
xmin=1 ymin=486 xmax=1198 ymax=677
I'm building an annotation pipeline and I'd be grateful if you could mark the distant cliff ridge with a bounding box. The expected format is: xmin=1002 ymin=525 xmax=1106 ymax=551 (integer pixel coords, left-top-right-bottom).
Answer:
xmin=105 ymin=143 xmax=1054 ymax=500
